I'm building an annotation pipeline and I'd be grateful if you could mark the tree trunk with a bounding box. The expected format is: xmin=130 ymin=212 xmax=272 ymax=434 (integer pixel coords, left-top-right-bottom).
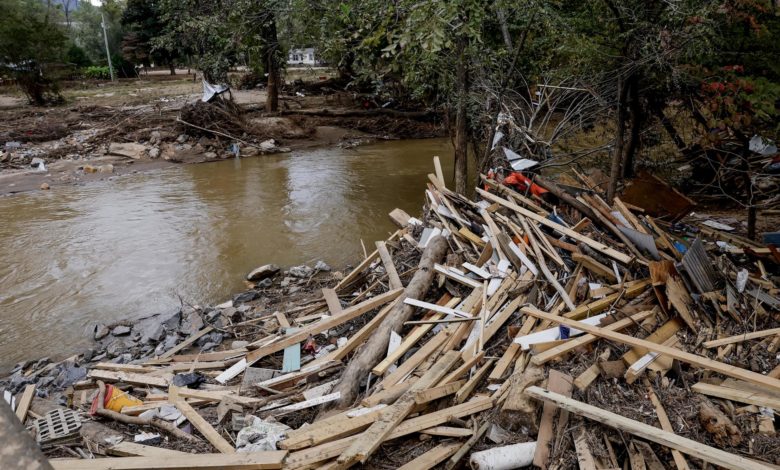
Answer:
xmin=607 ymin=75 xmax=628 ymax=203
xmin=454 ymin=37 xmax=469 ymax=195
xmin=263 ymin=13 xmax=280 ymax=112
xmin=324 ymin=235 xmax=449 ymax=411
xmin=622 ymin=78 xmax=641 ymax=179
xmin=169 ymin=62 xmax=176 ymax=75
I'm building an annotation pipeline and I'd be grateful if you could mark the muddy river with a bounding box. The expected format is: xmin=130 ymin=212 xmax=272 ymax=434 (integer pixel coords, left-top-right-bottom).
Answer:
xmin=0 ymin=138 xmax=453 ymax=371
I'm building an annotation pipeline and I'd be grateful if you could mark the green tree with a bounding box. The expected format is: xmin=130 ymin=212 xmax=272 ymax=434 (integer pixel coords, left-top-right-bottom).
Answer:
xmin=121 ymin=0 xmax=181 ymax=74
xmin=0 ymin=0 xmax=67 ymax=104
xmin=71 ymin=1 xmax=127 ymax=70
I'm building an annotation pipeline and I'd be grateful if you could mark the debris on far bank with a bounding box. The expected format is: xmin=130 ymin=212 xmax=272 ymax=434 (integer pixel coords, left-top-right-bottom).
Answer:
xmin=3 ymin=158 xmax=780 ymax=469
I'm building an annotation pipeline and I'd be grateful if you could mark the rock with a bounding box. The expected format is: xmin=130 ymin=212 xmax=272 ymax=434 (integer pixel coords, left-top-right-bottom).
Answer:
xmin=200 ymin=342 xmax=217 ymax=351
xmin=247 ymin=264 xmax=280 ymax=282
xmin=106 ymin=340 xmax=128 ymax=358
xmin=259 ymin=139 xmax=277 ymax=151
xmin=236 ymin=415 xmax=290 ymax=452
xmin=98 ymin=164 xmax=114 ymax=173
xmin=94 ymin=324 xmax=110 ymax=340
xmin=30 ymin=157 xmax=45 ymax=168
xmin=56 ymin=364 xmax=87 ymax=388
xmin=204 ymin=151 xmax=218 ymax=160
xmin=161 ymin=310 xmax=181 ymax=330
xmin=149 ymin=131 xmax=162 ymax=145
xmin=231 ymin=340 xmax=250 ymax=349
xmin=108 ymin=142 xmax=147 ymax=159
xmin=280 ymin=277 xmax=293 ymax=288
xmin=83 ymin=164 xmax=98 ymax=173
xmin=142 ymin=324 xmax=166 ymax=344
xmin=154 ymin=334 xmax=178 ymax=356
xmin=160 ymin=143 xmax=175 ymax=160
xmin=172 ymin=372 xmax=205 ymax=388
xmin=148 ymin=147 xmax=160 ymax=159
xmin=221 ymin=307 xmax=239 ymax=321
xmin=112 ymin=325 xmax=131 ymax=336
xmin=256 ymin=278 xmax=273 ymax=288
xmin=205 ymin=309 xmax=222 ymax=323
xmin=288 ymin=286 xmax=301 ymax=294
xmin=234 ymin=291 xmax=259 ymax=303
xmin=314 ymin=261 xmax=331 ymax=272
xmin=289 ymin=265 xmax=314 ymax=278
xmin=40 ymin=182 xmax=50 ymax=190
xmin=82 ymin=349 xmax=95 ymax=362
xmin=216 ymin=300 xmax=233 ymax=309
xmin=181 ymin=310 xmax=204 ymax=336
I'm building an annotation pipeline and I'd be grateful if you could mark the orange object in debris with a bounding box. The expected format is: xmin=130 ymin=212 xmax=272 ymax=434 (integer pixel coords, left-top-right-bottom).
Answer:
xmin=89 ymin=384 xmax=143 ymax=414
xmin=502 ymin=172 xmax=549 ymax=198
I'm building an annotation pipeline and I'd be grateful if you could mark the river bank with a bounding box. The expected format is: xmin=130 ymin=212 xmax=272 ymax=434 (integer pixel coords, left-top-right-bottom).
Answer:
xmin=0 ymin=77 xmax=445 ymax=196
xmin=2 ymin=163 xmax=779 ymax=469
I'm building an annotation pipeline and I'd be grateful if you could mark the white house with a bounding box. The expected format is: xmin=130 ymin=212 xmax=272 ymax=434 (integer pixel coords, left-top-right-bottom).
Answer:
xmin=287 ymin=48 xmax=319 ymax=66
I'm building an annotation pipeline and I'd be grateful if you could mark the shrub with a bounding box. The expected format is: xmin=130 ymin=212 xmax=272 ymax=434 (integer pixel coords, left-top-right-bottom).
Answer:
xmin=84 ymin=66 xmax=111 ymax=80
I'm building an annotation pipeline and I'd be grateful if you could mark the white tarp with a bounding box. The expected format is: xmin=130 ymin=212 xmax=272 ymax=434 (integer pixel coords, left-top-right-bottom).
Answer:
xmin=202 ymin=79 xmax=230 ymax=102
xmin=503 ymin=147 xmax=538 ymax=171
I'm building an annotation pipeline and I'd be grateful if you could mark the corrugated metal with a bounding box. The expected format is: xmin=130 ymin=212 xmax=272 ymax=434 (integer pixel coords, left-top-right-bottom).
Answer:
xmin=681 ymin=238 xmax=719 ymax=293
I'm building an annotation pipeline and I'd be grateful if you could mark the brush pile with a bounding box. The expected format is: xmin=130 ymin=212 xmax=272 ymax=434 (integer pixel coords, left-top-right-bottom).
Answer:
xmin=3 ymin=159 xmax=780 ymax=470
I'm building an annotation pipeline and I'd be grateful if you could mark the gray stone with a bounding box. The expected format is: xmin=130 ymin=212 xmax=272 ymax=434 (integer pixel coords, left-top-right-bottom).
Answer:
xmin=108 ymin=142 xmax=147 ymax=159
xmin=234 ymin=291 xmax=259 ymax=303
xmin=30 ymin=157 xmax=45 ymax=168
xmin=256 ymin=278 xmax=273 ymax=288
xmin=154 ymin=334 xmax=178 ymax=356
xmin=314 ymin=260 xmax=331 ymax=272
xmin=200 ymin=342 xmax=217 ymax=351
xmin=106 ymin=340 xmax=128 ymax=358
xmin=247 ymin=264 xmax=280 ymax=282
xmin=176 ymin=134 xmax=189 ymax=143
xmin=280 ymin=277 xmax=293 ymax=288
xmin=231 ymin=340 xmax=250 ymax=349
xmin=288 ymin=286 xmax=301 ymax=294
xmin=204 ymin=151 xmax=218 ymax=159
xmin=148 ymin=147 xmax=160 ymax=159
xmin=143 ymin=324 xmax=166 ymax=343
xmin=221 ymin=307 xmax=239 ymax=321
xmin=289 ymin=265 xmax=314 ymax=278
xmin=181 ymin=311 xmax=204 ymax=336
xmin=149 ymin=131 xmax=162 ymax=145
xmin=161 ymin=310 xmax=181 ymax=330
xmin=112 ymin=325 xmax=131 ymax=336
xmin=94 ymin=324 xmax=110 ymax=340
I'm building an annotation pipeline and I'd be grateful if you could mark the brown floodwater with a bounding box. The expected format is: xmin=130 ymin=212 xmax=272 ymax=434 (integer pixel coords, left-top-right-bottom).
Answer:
xmin=0 ymin=138 xmax=454 ymax=371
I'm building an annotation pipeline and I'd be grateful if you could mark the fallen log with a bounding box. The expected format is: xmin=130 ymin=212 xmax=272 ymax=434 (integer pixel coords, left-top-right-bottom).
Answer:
xmin=325 ymin=235 xmax=449 ymax=410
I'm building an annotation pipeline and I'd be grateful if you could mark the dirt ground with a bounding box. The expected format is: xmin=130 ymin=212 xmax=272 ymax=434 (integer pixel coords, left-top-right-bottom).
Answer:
xmin=0 ymin=73 xmax=444 ymax=196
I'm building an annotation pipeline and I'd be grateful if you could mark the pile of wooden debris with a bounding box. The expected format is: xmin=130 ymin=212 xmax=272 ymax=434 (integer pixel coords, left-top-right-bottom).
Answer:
xmin=5 ymin=158 xmax=780 ymax=470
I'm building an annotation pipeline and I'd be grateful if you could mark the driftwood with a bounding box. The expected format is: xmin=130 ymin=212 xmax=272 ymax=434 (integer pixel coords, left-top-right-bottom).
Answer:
xmin=324 ymin=235 xmax=449 ymax=410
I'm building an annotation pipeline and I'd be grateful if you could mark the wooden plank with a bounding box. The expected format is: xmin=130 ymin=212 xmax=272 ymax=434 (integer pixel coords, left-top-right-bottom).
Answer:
xmin=476 ymin=188 xmax=633 ymax=264
xmin=703 ymin=328 xmax=780 ymax=348
xmin=274 ymin=311 xmax=291 ymax=329
xmin=526 ymin=386 xmax=771 ymax=470
xmin=397 ymin=442 xmax=460 ymax=470
xmin=563 ymin=280 xmax=651 ymax=320
xmin=378 ymin=327 xmax=451 ymax=390
xmin=107 ymin=442 xmax=188 ymax=457
xmin=50 ymin=452 xmax=287 ymax=470
xmin=433 ymin=156 xmax=446 ymax=189
xmin=175 ymin=399 xmax=235 ymax=453
xmin=413 ymin=380 xmax=465 ymax=405
xmin=454 ymin=359 xmax=495 ymax=403
xmin=373 ymin=296 xmax=456 ymax=376
xmin=337 ymin=351 xmax=461 ymax=466
xmin=389 ymin=208 xmax=412 ymax=228
xmin=420 ymin=426 xmax=473 ymax=437
xmin=442 ymin=351 xmax=484 ymax=385
xmin=158 ymin=326 xmax=214 ymax=360
xmin=533 ymin=371 xmax=573 ymax=469
xmin=14 ymin=384 xmax=35 ymax=423
xmin=88 ymin=370 xmax=169 ymax=388
xmin=458 ymin=227 xmax=486 ymax=247
xmin=434 ymin=264 xmax=482 ymax=289
xmin=574 ymin=349 xmax=610 ymax=391
xmin=646 ymin=383 xmax=690 ymax=470
xmin=573 ymin=428 xmax=598 ymax=470
xmin=284 ymin=398 xmax=493 ymax=469
xmin=572 ymin=253 xmax=618 ymax=282
xmin=322 ymin=288 xmax=343 ymax=315
xmin=376 ymin=241 xmax=403 ymax=290
xmin=532 ymin=310 xmax=653 ymax=365
xmin=692 ymin=382 xmax=780 ymax=410
xmin=225 ymin=288 xmax=402 ymax=380
xmin=523 ymin=306 xmax=780 ymax=394
xmin=334 ymin=230 xmax=400 ymax=292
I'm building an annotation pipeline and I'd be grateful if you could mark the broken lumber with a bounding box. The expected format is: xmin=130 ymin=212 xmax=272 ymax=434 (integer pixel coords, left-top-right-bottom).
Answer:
xmin=49 ymin=452 xmax=288 ymax=470
xmin=525 ymin=386 xmax=770 ymax=470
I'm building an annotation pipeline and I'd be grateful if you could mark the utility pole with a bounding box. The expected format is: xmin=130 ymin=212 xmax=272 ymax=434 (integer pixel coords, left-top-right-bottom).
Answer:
xmin=101 ymin=12 xmax=115 ymax=81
